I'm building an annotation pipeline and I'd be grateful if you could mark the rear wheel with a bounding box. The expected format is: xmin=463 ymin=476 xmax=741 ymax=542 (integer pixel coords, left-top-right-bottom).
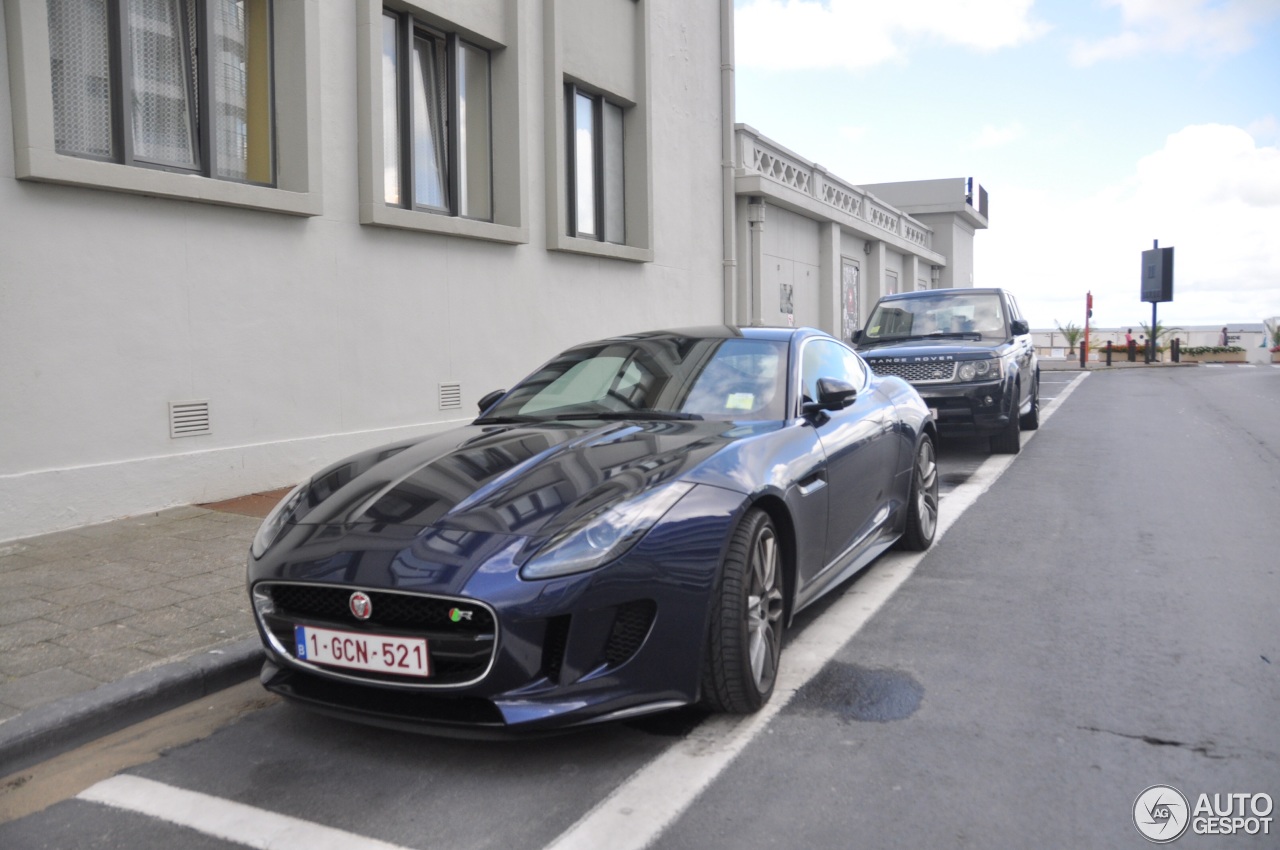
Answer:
xmin=701 ymin=509 xmax=784 ymax=713
xmin=897 ymin=434 xmax=938 ymax=551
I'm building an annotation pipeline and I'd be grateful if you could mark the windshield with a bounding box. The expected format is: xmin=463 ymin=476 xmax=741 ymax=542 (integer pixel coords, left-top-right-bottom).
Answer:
xmin=863 ymin=293 xmax=1008 ymax=342
xmin=481 ymin=336 xmax=789 ymax=422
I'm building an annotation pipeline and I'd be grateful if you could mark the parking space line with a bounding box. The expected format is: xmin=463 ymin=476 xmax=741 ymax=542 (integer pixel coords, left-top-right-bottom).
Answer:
xmin=78 ymin=775 xmax=414 ymax=850
xmin=544 ymin=372 xmax=1089 ymax=850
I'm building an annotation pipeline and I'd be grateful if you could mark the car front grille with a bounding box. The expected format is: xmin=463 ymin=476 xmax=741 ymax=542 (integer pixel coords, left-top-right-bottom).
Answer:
xmin=257 ymin=581 xmax=497 ymax=687
xmin=867 ymin=359 xmax=956 ymax=384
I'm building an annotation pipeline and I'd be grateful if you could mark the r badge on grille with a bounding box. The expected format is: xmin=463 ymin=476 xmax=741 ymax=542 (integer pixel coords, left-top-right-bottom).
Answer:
xmin=349 ymin=591 xmax=373 ymax=620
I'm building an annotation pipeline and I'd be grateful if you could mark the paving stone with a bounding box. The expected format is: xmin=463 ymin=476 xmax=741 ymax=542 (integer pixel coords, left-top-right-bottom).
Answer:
xmin=134 ymin=629 xmax=238 ymax=661
xmin=0 ymin=641 xmax=81 ymax=678
xmin=32 ymin=583 xmax=116 ymax=609
xmin=0 ymin=618 xmax=71 ymax=652
xmin=0 ymin=667 xmax=100 ymax=710
xmin=168 ymin=573 xmax=244 ymax=598
xmin=0 ymin=597 xmax=58 ymax=627
xmin=44 ymin=601 xmax=138 ymax=629
xmin=66 ymin=647 xmax=167 ymax=683
xmin=126 ymin=607 xmax=210 ymax=638
xmin=14 ymin=565 xmax=97 ymax=590
xmin=113 ymin=585 xmax=191 ymax=611
xmin=175 ymin=594 xmax=251 ymax=619
xmin=53 ymin=622 xmax=151 ymax=655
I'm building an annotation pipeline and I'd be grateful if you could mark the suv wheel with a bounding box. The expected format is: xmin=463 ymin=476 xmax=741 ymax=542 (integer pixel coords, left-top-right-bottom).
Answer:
xmin=1019 ymin=375 xmax=1040 ymax=431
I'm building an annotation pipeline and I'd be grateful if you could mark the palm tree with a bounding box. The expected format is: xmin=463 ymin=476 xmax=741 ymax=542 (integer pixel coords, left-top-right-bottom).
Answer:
xmin=1054 ymin=320 xmax=1083 ymax=351
xmin=1137 ymin=319 xmax=1182 ymax=361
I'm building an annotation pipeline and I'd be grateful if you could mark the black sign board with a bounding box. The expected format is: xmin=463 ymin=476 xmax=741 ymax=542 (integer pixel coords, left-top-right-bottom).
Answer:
xmin=1141 ymin=246 xmax=1174 ymax=303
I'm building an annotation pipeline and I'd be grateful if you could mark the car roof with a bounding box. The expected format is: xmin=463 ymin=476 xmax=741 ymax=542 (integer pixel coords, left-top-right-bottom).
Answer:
xmin=594 ymin=326 xmax=822 ymax=344
xmin=876 ymin=288 xmax=1008 ymax=302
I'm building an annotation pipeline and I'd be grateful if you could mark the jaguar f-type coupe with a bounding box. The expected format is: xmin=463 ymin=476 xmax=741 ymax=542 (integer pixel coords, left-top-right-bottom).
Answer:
xmin=247 ymin=326 xmax=938 ymax=734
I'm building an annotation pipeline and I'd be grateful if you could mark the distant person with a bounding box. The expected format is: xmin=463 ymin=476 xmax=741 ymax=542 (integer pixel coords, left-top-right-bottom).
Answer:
xmin=1125 ymin=329 xmax=1133 ymax=345
xmin=1220 ymin=327 xmax=1229 ymax=346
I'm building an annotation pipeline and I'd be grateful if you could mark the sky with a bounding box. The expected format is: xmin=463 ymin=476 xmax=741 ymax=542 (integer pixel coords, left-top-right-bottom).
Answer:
xmin=732 ymin=0 xmax=1280 ymax=330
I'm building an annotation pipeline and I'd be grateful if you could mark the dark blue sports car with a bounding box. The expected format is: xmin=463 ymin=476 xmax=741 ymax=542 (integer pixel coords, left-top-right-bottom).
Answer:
xmin=247 ymin=326 xmax=938 ymax=734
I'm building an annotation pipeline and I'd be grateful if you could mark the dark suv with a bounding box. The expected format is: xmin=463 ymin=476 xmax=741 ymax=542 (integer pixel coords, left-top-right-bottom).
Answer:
xmin=852 ymin=288 xmax=1039 ymax=453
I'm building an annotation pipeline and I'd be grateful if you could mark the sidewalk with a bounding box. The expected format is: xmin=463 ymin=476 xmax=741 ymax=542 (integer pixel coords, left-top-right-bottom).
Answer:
xmin=0 ymin=490 xmax=288 ymax=774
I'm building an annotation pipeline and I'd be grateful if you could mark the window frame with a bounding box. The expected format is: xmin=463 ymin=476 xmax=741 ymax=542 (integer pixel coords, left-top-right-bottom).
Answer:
xmin=565 ymin=83 xmax=624 ymax=244
xmin=381 ymin=9 xmax=493 ymax=221
xmin=6 ymin=0 xmax=320 ymax=216
xmin=49 ymin=0 xmax=279 ymax=186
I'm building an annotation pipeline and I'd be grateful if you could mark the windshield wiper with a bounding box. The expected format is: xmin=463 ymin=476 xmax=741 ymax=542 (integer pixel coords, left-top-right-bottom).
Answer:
xmin=918 ymin=331 xmax=984 ymax=341
xmin=474 ymin=414 xmax=542 ymax=425
xmin=552 ymin=410 xmax=704 ymax=421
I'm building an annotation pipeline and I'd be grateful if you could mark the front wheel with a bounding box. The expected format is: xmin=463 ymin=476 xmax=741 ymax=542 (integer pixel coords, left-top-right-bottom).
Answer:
xmin=897 ymin=434 xmax=939 ymax=551
xmin=1019 ymin=374 xmax=1040 ymax=431
xmin=701 ymin=509 xmax=785 ymax=714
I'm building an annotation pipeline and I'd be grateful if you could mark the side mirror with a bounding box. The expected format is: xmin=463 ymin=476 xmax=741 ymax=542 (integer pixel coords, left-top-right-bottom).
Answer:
xmin=1010 ymin=319 xmax=1030 ymax=336
xmin=477 ymin=389 xmax=506 ymax=415
xmin=850 ymin=329 xmax=864 ymax=345
xmin=803 ymin=377 xmax=858 ymax=414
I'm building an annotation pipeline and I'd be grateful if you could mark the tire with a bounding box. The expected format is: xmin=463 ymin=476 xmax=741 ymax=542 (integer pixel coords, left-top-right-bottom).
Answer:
xmin=1019 ymin=372 xmax=1040 ymax=431
xmin=897 ymin=434 xmax=939 ymax=551
xmin=990 ymin=383 xmax=1022 ymax=454
xmin=700 ymin=509 xmax=785 ymax=714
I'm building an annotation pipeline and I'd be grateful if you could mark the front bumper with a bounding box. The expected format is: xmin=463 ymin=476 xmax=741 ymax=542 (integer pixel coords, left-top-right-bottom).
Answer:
xmin=247 ymin=485 xmax=746 ymax=734
xmin=913 ymin=379 xmax=1012 ymax=436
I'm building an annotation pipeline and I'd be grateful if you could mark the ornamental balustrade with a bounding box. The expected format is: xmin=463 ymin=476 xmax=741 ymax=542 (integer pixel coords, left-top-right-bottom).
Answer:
xmin=736 ymin=127 xmax=931 ymax=250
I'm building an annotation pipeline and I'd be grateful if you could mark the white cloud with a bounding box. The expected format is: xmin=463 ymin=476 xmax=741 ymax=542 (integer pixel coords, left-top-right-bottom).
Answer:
xmin=1070 ymin=0 xmax=1280 ymax=65
xmin=971 ymin=121 xmax=1026 ymax=149
xmin=734 ymin=0 xmax=1049 ymax=71
xmin=839 ymin=126 xmax=868 ymax=142
xmin=980 ymin=124 xmax=1280 ymax=327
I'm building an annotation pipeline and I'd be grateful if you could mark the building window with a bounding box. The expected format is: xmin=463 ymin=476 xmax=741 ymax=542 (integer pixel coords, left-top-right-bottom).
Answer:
xmin=382 ymin=10 xmax=492 ymax=220
xmin=566 ymin=84 xmax=623 ymax=244
xmin=47 ymin=0 xmax=275 ymax=184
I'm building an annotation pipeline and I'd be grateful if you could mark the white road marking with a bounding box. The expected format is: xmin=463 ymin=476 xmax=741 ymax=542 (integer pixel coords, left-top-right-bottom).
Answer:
xmin=544 ymin=376 xmax=1088 ymax=850
xmin=78 ymin=775 xmax=414 ymax=850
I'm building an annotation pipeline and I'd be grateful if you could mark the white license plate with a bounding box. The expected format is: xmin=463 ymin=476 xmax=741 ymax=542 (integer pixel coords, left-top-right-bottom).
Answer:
xmin=294 ymin=625 xmax=430 ymax=678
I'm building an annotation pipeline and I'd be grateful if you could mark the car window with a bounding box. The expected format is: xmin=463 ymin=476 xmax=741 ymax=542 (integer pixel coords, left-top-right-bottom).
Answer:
xmin=488 ymin=337 xmax=789 ymax=421
xmin=800 ymin=339 xmax=866 ymax=402
xmin=864 ymin=293 xmax=1007 ymax=342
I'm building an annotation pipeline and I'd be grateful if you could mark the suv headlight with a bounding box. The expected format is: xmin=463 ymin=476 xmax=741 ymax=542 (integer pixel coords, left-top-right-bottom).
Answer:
xmin=956 ymin=358 xmax=1002 ymax=382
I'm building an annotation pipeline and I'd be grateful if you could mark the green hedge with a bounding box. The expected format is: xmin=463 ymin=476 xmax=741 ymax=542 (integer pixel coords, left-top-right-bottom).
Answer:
xmin=1180 ymin=346 xmax=1246 ymax=356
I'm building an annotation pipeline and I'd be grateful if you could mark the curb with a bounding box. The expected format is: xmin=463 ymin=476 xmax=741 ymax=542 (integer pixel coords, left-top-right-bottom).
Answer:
xmin=0 ymin=638 xmax=263 ymax=776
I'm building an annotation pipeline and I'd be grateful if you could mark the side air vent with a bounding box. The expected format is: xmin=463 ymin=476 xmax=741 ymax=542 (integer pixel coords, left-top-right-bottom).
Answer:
xmin=439 ymin=382 xmax=462 ymax=410
xmin=169 ymin=400 xmax=211 ymax=438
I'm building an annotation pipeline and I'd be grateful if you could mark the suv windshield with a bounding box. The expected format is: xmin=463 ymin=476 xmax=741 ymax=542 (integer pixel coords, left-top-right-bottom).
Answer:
xmin=480 ymin=336 xmax=789 ymax=422
xmin=864 ymin=293 xmax=1008 ymax=342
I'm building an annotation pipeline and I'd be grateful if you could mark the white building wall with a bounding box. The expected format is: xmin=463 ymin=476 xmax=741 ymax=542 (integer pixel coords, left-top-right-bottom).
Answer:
xmin=0 ymin=0 xmax=727 ymax=540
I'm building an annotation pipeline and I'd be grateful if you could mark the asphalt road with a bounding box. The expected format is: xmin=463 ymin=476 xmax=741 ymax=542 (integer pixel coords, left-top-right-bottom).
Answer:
xmin=3 ymin=365 xmax=1277 ymax=849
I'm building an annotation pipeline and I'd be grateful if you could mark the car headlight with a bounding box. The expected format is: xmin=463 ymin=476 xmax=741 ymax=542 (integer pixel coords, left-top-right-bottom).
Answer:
xmin=521 ymin=482 xmax=694 ymax=580
xmin=956 ymin=358 xmax=1002 ymax=382
xmin=250 ymin=482 xmax=309 ymax=559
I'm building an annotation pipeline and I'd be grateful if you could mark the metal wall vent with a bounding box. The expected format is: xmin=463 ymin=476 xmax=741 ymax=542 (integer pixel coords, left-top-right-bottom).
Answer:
xmin=169 ymin=400 xmax=211 ymax=438
xmin=439 ymin=382 xmax=462 ymax=411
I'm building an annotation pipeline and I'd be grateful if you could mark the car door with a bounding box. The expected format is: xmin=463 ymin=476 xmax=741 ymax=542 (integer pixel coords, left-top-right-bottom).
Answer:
xmin=1005 ymin=293 xmax=1036 ymax=403
xmin=798 ymin=338 xmax=898 ymax=584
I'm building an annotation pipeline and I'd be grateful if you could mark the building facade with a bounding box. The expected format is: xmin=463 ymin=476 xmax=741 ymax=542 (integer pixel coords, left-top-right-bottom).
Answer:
xmin=2 ymin=0 xmax=987 ymax=540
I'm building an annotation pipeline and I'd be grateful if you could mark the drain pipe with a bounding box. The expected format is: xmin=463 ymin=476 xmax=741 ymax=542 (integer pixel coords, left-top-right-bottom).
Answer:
xmin=720 ymin=0 xmax=737 ymax=325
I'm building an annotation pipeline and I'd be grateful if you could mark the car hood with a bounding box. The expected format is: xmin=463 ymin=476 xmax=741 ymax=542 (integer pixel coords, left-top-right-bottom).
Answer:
xmin=856 ymin=337 xmax=1008 ymax=359
xmin=279 ymin=419 xmax=766 ymax=540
